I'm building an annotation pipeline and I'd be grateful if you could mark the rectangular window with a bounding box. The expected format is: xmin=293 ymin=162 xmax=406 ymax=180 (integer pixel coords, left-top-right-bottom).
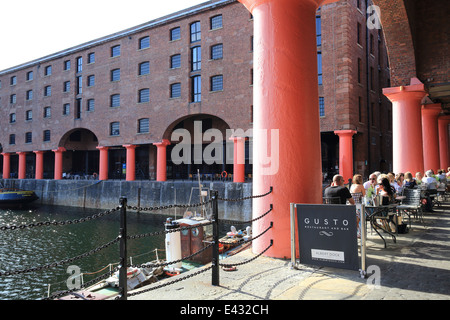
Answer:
xmin=10 ymin=76 xmax=17 ymax=85
xmin=26 ymin=90 xmax=33 ymax=100
xmin=191 ymin=75 xmax=201 ymax=102
xmin=139 ymin=88 xmax=150 ymax=103
xmin=76 ymin=76 xmax=82 ymax=95
xmin=45 ymin=65 xmax=52 ymax=76
xmin=111 ymin=69 xmax=121 ymax=82
xmin=26 ymin=110 xmax=32 ymax=121
xmin=9 ymin=134 xmax=15 ymax=145
xmin=358 ymin=97 xmax=363 ymax=122
xmin=210 ymin=15 xmax=222 ymax=30
xmin=88 ymin=52 xmax=95 ymax=64
xmin=211 ymin=75 xmax=223 ymax=91
xmin=191 ymin=46 xmax=201 ymax=71
xmin=9 ymin=113 xmax=16 ymax=123
xmin=111 ymin=45 xmax=121 ymax=57
xmin=110 ymin=122 xmax=120 ymax=136
xmin=171 ymin=54 xmax=181 ymax=69
xmin=44 ymin=85 xmax=52 ymax=96
xmin=138 ymin=118 xmax=149 ymax=133
xmin=317 ymin=52 xmax=323 ymax=85
xmin=357 ymin=22 xmax=362 ymax=45
xmin=63 ymin=81 xmax=70 ymax=92
xmin=25 ymin=132 xmax=32 ymax=143
xmin=139 ymin=61 xmax=150 ymax=75
xmin=63 ymin=103 xmax=70 ymax=115
xmin=190 ymin=21 xmax=201 ymax=43
xmin=26 ymin=71 xmax=33 ymax=81
xmin=357 ymin=58 xmax=362 ymax=83
xmin=10 ymin=94 xmax=16 ymax=104
xmin=316 ymin=15 xmax=321 ymax=46
xmin=319 ymin=97 xmax=325 ymax=116
xmin=87 ymin=99 xmax=95 ymax=111
xmin=43 ymin=130 xmax=51 ymax=142
xmin=139 ymin=36 xmax=150 ymax=49
xmin=44 ymin=107 xmax=51 ymax=118
xmin=76 ymin=98 xmax=82 ymax=119
xmin=170 ymin=83 xmax=181 ymax=98
xmin=87 ymin=75 xmax=95 ymax=87
xmin=64 ymin=60 xmax=71 ymax=70
xmin=370 ymin=66 xmax=374 ymax=90
xmin=76 ymin=57 xmax=82 ymax=73
xmin=211 ymin=44 xmax=223 ymax=60
xmin=110 ymin=94 xmax=120 ymax=107
xmin=170 ymin=27 xmax=181 ymax=41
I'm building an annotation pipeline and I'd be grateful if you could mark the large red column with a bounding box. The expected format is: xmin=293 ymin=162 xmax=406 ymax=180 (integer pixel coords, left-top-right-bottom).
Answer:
xmin=96 ymin=146 xmax=109 ymax=180
xmin=124 ymin=145 xmax=137 ymax=181
xmin=238 ymin=0 xmax=332 ymax=258
xmin=383 ymin=78 xmax=428 ymax=174
xmin=17 ymin=152 xmax=28 ymax=179
xmin=230 ymin=137 xmax=245 ymax=183
xmin=334 ymin=130 xmax=357 ymax=183
xmin=34 ymin=151 xmax=45 ymax=180
xmin=52 ymin=147 xmax=66 ymax=180
xmin=421 ymin=104 xmax=441 ymax=172
xmin=438 ymin=115 xmax=450 ymax=169
xmin=2 ymin=153 xmax=11 ymax=179
xmin=153 ymin=139 xmax=170 ymax=182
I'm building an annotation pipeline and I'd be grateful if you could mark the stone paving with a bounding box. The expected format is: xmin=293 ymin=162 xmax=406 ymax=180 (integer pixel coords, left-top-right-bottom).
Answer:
xmin=129 ymin=200 xmax=450 ymax=301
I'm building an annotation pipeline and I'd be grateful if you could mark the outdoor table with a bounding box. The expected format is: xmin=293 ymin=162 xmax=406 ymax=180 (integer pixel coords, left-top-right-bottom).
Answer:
xmin=365 ymin=204 xmax=398 ymax=248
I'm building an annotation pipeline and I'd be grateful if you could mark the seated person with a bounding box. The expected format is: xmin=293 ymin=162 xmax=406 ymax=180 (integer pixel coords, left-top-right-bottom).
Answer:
xmin=324 ymin=175 xmax=355 ymax=205
xmin=422 ymin=170 xmax=438 ymax=190
xmin=404 ymin=171 xmax=417 ymax=189
xmin=377 ymin=177 xmax=395 ymax=205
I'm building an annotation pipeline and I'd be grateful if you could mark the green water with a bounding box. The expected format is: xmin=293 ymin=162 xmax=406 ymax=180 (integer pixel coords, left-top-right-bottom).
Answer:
xmin=0 ymin=204 xmax=169 ymax=300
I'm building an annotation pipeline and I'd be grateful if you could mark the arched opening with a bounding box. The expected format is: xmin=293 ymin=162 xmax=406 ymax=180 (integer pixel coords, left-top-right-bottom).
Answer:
xmin=163 ymin=114 xmax=251 ymax=180
xmin=59 ymin=128 xmax=99 ymax=178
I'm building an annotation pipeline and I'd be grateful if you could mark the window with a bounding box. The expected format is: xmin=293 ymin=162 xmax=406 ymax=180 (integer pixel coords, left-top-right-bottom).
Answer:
xmin=139 ymin=36 xmax=150 ymax=49
xmin=191 ymin=75 xmax=201 ymax=102
xmin=26 ymin=90 xmax=33 ymax=100
xmin=110 ymin=94 xmax=120 ymax=107
xmin=357 ymin=22 xmax=362 ymax=45
xmin=316 ymin=15 xmax=321 ymax=46
xmin=64 ymin=60 xmax=71 ymax=70
xmin=87 ymin=75 xmax=95 ymax=87
xmin=170 ymin=27 xmax=181 ymax=41
xmin=44 ymin=86 xmax=52 ymax=97
xmin=191 ymin=46 xmax=201 ymax=71
xmin=26 ymin=110 xmax=32 ymax=121
xmin=370 ymin=66 xmax=374 ymax=90
xmin=357 ymin=58 xmax=362 ymax=83
xmin=210 ymin=15 xmax=222 ymax=30
xmin=76 ymin=99 xmax=82 ymax=119
xmin=43 ymin=130 xmax=51 ymax=142
xmin=319 ymin=97 xmax=325 ymax=116
xmin=44 ymin=107 xmax=51 ymax=118
xmin=139 ymin=88 xmax=150 ymax=103
xmin=138 ymin=118 xmax=149 ymax=133
xmin=87 ymin=99 xmax=95 ymax=111
xmin=10 ymin=76 xmax=17 ymax=85
xmin=111 ymin=69 xmax=121 ymax=82
xmin=170 ymin=83 xmax=181 ymax=98
xmin=9 ymin=134 xmax=15 ymax=145
xmin=111 ymin=45 xmax=121 ymax=57
xmin=190 ymin=21 xmax=201 ymax=43
xmin=211 ymin=44 xmax=223 ymax=60
xmin=45 ymin=65 xmax=52 ymax=76
xmin=76 ymin=57 xmax=82 ymax=73
xmin=317 ymin=52 xmax=322 ymax=85
xmin=88 ymin=52 xmax=95 ymax=64
xmin=10 ymin=94 xmax=16 ymax=104
xmin=171 ymin=54 xmax=181 ymax=69
xmin=76 ymin=76 xmax=82 ymax=94
xmin=9 ymin=113 xmax=16 ymax=123
xmin=110 ymin=122 xmax=120 ymax=136
xmin=139 ymin=61 xmax=150 ymax=75
xmin=211 ymin=75 xmax=223 ymax=91
xmin=63 ymin=81 xmax=70 ymax=92
xmin=25 ymin=132 xmax=32 ymax=143
xmin=370 ymin=34 xmax=374 ymax=54
xmin=358 ymin=97 xmax=363 ymax=122
xmin=63 ymin=103 xmax=70 ymax=115
xmin=26 ymin=71 xmax=33 ymax=81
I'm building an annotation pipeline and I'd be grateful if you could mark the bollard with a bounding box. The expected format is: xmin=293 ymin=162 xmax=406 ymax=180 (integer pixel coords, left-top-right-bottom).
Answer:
xmin=118 ymin=197 xmax=128 ymax=300
xmin=211 ymin=190 xmax=220 ymax=286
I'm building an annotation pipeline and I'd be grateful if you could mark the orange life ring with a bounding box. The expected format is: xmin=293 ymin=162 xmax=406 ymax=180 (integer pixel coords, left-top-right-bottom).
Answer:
xmin=221 ymin=171 xmax=228 ymax=179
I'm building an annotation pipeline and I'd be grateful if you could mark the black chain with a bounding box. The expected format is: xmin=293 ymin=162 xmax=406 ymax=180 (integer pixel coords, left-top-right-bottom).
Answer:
xmin=219 ymin=240 xmax=273 ymax=268
xmin=219 ymin=205 xmax=273 ymax=225
xmin=0 ymin=207 xmax=120 ymax=232
xmin=126 ymin=198 xmax=212 ymax=212
xmin=218 ymin=222 xmax=273 ymax=247
xmin=217 ymin=186 xmax=272 ymax=202
xmin=0 ymin=237 xmax=120 ymax=277
xmin=127 ymin=220 xmax=214 ymax=240
xmin=125 ymin=265 xmax=213 ymax=298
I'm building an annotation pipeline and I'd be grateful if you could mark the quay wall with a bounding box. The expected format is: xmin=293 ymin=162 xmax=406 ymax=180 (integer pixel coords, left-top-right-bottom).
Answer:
xmin=0 ymin=179 xmax=253 ymax=221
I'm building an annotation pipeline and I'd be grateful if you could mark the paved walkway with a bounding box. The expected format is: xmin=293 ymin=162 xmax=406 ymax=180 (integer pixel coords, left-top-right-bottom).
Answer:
xmin=129 ymin=200 xmax=450 ymax=301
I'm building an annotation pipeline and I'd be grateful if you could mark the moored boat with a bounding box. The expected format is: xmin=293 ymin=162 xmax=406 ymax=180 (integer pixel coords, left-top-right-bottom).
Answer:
xmin=0 ymin=188 xmax=39 ymax=207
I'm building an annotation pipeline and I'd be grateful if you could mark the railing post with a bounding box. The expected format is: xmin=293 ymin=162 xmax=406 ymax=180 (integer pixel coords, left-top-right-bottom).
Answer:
xmin=118 ymin=196 xmax=128 ymax=300
xmin=211 ymin=190 xmax=220 ymax=286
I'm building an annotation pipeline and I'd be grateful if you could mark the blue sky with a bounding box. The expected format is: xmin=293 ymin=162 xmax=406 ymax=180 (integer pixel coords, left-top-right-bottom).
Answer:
xmin=0 ymin=0 xmax=206 ymax=71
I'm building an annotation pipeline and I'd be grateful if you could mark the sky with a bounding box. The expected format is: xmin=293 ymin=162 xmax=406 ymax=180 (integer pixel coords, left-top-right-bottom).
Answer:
xmin=0 ymin=0 xmax=207 ymax=71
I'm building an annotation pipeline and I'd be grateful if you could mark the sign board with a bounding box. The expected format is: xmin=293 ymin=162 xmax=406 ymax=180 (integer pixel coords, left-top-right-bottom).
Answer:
xmin=295 ymin=204 xmax=359 ymax=270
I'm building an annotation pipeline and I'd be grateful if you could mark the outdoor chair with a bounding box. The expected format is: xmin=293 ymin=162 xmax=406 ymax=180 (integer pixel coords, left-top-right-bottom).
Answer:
xmin=396 ymin=188 xmax=423 ymax=228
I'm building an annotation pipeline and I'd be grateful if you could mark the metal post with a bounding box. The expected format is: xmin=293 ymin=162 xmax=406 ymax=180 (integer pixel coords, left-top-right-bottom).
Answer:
xmin=290 ymin=203 xmax=296 ymax=268
xmin=359 ymin=203 xmax=367 ymax=278
xmin=211 ymin=190 xmax=220 ymax=286
xmin=118 ymin=197 xmax=128 ymax=300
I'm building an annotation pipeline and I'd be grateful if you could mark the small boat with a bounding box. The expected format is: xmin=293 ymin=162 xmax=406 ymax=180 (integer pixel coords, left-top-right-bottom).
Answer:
xmin=0 ymin=188 xmax=39 ymax=207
